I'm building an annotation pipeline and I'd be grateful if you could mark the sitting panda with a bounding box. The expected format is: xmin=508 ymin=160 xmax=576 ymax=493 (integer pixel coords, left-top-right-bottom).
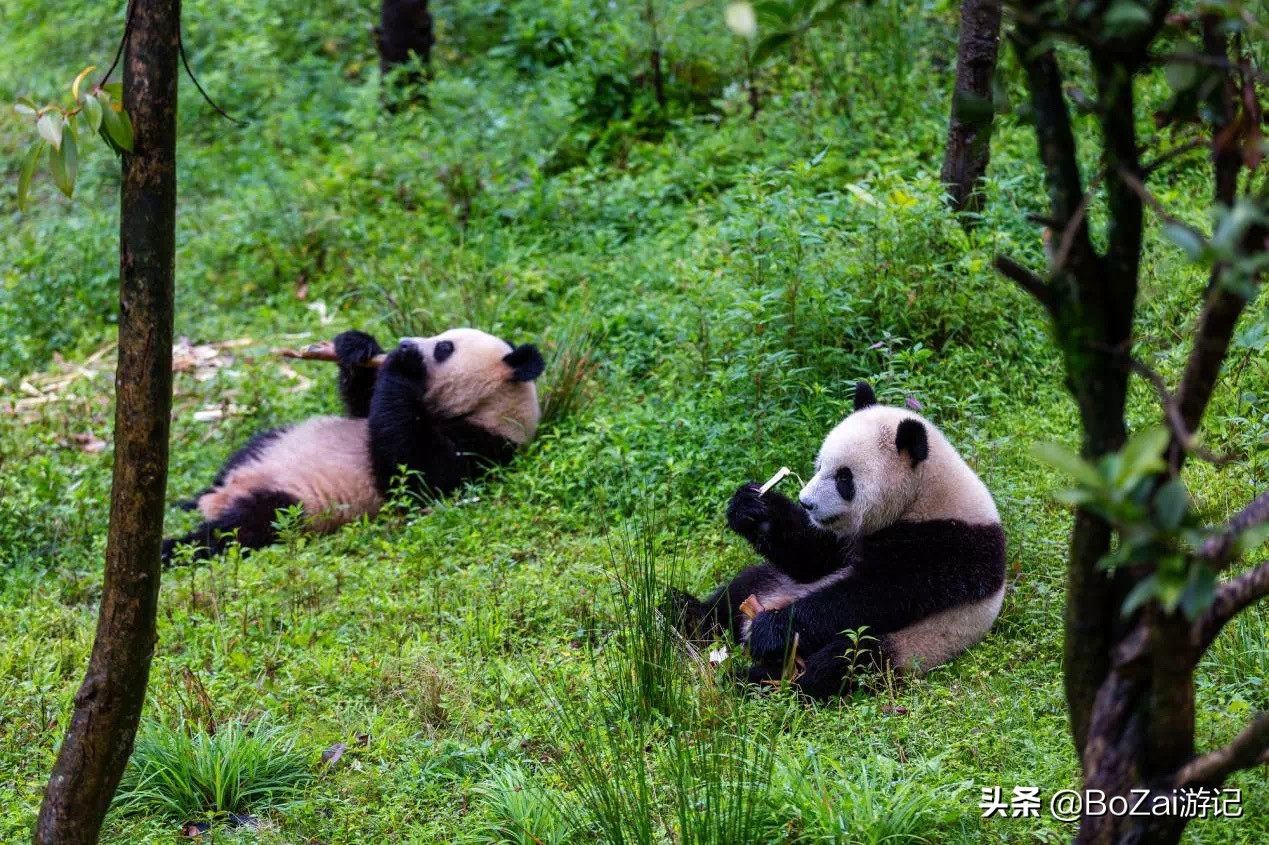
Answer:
xmin=162 ymin=328 xmax=545 ymax=563
xmin=673 ymin=381 xmax=1005 ymax=698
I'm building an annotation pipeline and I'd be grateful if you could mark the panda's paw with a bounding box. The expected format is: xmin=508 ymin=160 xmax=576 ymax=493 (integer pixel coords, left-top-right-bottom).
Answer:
xmin=728 ymin=483 xmax=799 ymax=550
xmin=382 ymin=342 xmax=428 ymax=382
xmin=746 ymin=608 xmax=794 ymax=662
xmin=333 ymin=330 xmax=384 ymax=367
xmin=726 ymin=483 xmax=769 ymax=540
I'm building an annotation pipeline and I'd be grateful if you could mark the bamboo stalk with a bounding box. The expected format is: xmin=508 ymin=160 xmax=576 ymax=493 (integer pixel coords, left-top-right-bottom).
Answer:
xmin=277 ymin=340 xmax=385 ymax=368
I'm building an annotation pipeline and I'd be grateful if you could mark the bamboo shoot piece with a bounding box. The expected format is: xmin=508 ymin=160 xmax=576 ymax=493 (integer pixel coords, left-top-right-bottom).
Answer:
xmin=277 ymin=340 xmax=386 ymax=368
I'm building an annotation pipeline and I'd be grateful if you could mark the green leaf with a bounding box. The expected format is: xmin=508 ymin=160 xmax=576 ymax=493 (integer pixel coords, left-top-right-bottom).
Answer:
xmin=1162 ymin=221 xmax=1206 ymax=261
xmin=17 ymin=141 xmax=44 ymax=212
xmin=1164 ymin=60 xmax=1198 ymax=92
xmin=37 ymin=112 xmax=63 ymax=149
xmin=1153 ymin=478 xmax=1189 ymax=531
xmin=14 ymin=103 xmax=36 ymax=118
xmin=751 ymin=30 xmax=794 ymax=65
xmin=102 ymin=82 xmax=123 ymax=100
xmin=1155 ymin=564 xmax=1187 ymax=613
xmin=1179 ymin=565 xmax=1217 ymax=620
xmin=1121 ymin=574 xmax=1158 ymax=617
xmin=1235 ymin=522 xmax=1269 ymax=557
xmin=1053 ymin=488 xmax=1097 ymax=507
xmin=99 ymin=92 xmax=133 ymax=152
xmin=1104 ymin=0 xmax=1152 ymax=35
xmin=1031 ymin=442 xmax=1104 ymax=489
xmin=952 ymin=90 xmax=994 ymax=126
xmin=49 ymin=130 xmax=77 ymax=197
xmin=82 ymin=93 xmax=103 ymax=132
xmin=1114 ymin=427 xmax=1168 ymax=487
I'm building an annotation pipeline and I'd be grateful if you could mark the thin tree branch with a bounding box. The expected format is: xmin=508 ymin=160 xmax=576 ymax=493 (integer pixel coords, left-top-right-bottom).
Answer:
xmin=98 ymin=0 xmax=137 ymax=87
xmin=1141 ymin=138 xmax=1207 ymax=176
xmin=1193 ymin=559 xmax=1269 ymax=655
xmin=1052 ymin=175 xmax=1100 ymax=274
xmin=1009 ymin=15 xmax=1096 ymax=266
xmin=1199 ymin=492 xmax=1269 ymax=566
xmin=1173 ymin=711 xmax=1269 ymax=787
xmin=1158 ymin=51 xmax=1269 ymax=85
xmin=994 ymin=255 xmax=1054 ymax=311
xmin=1126 ymin=357 xmax=1239 ymax=466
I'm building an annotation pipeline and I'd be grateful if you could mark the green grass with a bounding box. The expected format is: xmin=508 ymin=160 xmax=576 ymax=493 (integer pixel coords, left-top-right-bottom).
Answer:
xmin=2 ymin=0 xmax=1268 ymax=842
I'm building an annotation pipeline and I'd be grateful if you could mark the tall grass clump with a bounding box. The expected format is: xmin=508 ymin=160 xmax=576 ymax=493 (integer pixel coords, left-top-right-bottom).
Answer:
xmin=112 ymin=718 xmax=312 ymax=822
xmin=770 ymin=749 xmax=954 ymax=844
xmin=529 ymin=518 xmax=790 ymax=844
xmin=538 ymin=322 xmax=601 ymax=430
xmin=469 ymin=763 xmax=572 ymax=845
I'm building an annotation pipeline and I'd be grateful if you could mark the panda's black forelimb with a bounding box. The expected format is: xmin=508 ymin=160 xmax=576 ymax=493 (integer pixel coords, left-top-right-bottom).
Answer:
xmin=334 ymin=330 xmax=385 ymax=418
xmin=745 ymin=521 xmax=1006 ymax=661
xmin=367 ymin=342 xmax=518 ymax=498
xmin=726 ymin=484 xmax=850 ymax=582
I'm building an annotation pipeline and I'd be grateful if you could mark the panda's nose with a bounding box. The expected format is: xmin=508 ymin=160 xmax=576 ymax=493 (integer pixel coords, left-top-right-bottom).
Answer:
xmin=799 ymin=498 xmax=816 ymax=512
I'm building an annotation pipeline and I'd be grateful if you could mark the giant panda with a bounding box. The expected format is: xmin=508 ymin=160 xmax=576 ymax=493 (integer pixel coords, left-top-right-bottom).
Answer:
xmin=672 ymin=381 xmax=1005 ymax=699
xmin=162 ymin=328 xmax=545 ymax=563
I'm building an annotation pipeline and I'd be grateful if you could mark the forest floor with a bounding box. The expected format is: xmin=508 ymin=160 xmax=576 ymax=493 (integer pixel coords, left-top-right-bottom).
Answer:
xmin=2 ymin=1 xmax=1266 ymax=843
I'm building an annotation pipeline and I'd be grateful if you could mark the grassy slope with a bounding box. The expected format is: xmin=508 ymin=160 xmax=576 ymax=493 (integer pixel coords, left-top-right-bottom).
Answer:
xmin=1 ymin=1 xmax=1266 ymax=842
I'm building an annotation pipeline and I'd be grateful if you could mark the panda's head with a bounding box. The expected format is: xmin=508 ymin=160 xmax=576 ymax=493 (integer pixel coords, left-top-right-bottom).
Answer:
xmin=796 ymin=381 xmax=936 ymax=537
xmin=399 ymin=327 xmax=545 ymax=443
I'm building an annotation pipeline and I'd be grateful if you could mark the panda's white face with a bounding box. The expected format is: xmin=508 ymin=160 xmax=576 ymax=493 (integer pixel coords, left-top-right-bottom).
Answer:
xmin=398 ymin=328 xmax=543 ymax=443
xmin=797 ymin=406 xmax=928 ymax=537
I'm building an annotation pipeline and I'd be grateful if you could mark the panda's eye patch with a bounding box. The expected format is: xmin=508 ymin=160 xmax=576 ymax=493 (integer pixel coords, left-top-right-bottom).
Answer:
xmin=433 ymin=340 xmax=454 ymax=363
xmin=834 ymin=467 xmax=855 ymax=501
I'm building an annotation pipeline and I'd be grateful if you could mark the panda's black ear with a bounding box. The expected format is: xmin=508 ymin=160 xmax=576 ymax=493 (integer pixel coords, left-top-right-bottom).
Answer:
xmin=896 ymin=418 xmax=928 ymax=468
xmin=504 ymin=344 xmax=546 ymax=382
xmin=853 ymin=381 xmax=877 ymax=412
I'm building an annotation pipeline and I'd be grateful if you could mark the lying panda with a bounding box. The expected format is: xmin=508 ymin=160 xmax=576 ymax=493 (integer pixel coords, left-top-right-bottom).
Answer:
xmin=162 ymin=328 xmax=545 ymax=563
xmin=673 ymin=381 xmax=1005 ymax=698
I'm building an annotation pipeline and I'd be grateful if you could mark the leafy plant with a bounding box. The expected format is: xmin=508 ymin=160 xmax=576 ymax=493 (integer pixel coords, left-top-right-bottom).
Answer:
xmin=14 ymin=66 xmax=132 ymax=209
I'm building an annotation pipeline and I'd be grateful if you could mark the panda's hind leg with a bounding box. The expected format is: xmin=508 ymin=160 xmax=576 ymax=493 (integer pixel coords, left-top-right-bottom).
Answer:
xmin=665 ymin=564 xmax=789 ymax=645
xmin=162 ymin=489 xmax=300 ymax=565
xmin=790 ymin=635 xmax=891 ymax=699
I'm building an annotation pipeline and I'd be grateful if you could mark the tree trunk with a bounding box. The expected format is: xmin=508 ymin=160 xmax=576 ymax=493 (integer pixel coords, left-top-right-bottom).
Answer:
xmin=940 ymin=0 xmax=1002 ymax=215
xmin=34 ymin=2 xmax=179 ymax=842
xmin=376 ymin=0 xmax=432 ymax=87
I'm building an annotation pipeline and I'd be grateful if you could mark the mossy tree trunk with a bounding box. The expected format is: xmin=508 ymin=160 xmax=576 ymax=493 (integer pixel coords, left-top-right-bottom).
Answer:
xmin=996 ymin=3 xmax=1268 ymax=842
xmin=34 ymin=2 xmax=179 ymax=842
xmin=376 ymin=0 xmax=433 ymax=91
xmin=940 ymin=0 xmax=1001 ymax=215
